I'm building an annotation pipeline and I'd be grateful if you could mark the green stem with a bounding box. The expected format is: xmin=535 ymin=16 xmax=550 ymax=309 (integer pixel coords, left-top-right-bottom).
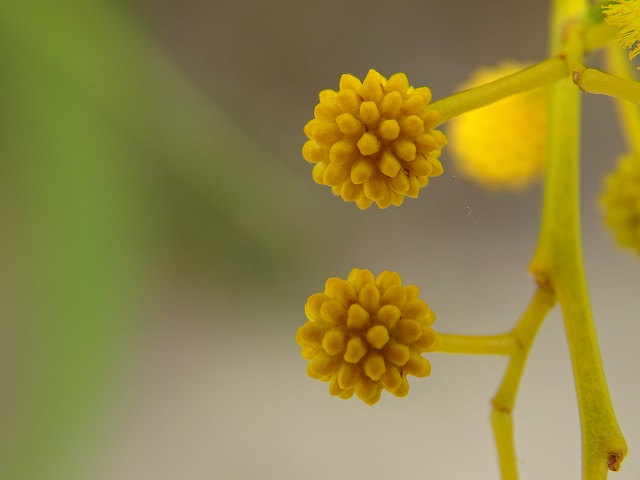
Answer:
xmin=491 ymin=288 xmax=555 ymax=480
xmin=573 ymin=67 xmax=640 ymax=103
xmin=430 ymin=56 xmax=568 ymax=124
xmin=434 ymin=333 xmax=517 ymax=356
xmin=581 ymin=21 xmax=617 ymax=54
xmin=605 ymin=46 xmax=640 ymax=155
xmin=529 ymin=1 xmax=627 ymax=477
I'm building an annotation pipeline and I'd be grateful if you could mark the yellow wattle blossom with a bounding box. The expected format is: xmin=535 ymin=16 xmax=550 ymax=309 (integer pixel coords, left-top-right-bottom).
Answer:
xmin=447 ymin=61 xmax=548 ymax=191
xmin=603 ymin=0 xmax=640 ymax=59
xmin=296 ymin=268 xmax=437 ymax=405
xmin=303 ymin=69 xmax=447 ymax=209
xmin=600 ymin=153 xmax=640 ymax=255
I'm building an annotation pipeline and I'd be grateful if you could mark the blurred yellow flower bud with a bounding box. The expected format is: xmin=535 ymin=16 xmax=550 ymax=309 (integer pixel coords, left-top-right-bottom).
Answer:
xmin=600 ymin=153 xmax=640 ymax=255
xmin=447 ymin=61 xmax=548 ymax=191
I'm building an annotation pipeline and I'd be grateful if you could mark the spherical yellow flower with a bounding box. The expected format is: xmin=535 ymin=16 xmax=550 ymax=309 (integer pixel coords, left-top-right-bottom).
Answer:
xmin=603 ymin=0 xmax=640 ymax=59
xmin=600 ymin=153 xmax=640 ymax=255
xmin=303 ymin=69 xmax=447 ymax=209
xmin=296 ymin=268 xmax=437 ymax=405
xmin=447 ymin=61 xmax=548 ymax=191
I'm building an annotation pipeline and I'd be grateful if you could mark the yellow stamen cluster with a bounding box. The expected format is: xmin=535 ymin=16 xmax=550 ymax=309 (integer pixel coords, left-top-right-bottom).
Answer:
xmin=600 ymin=154 xmax=640 ymax=255
xmin=447 ymin=61 xmax=548 ymax=191
xmin=603 ymin=0 xmax=640 ymax=59
xmin=296 ymin=268 xmax=437 ymax=405
xmin=303 ymin=69 xmax=447 ymax=209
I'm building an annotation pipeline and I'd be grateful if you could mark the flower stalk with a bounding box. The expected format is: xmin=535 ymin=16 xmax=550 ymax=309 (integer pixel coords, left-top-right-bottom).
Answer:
xmin=606 ymin=45 xmax=640 ymax=155
xmin=529 ymin=0 xmax=628 ymax=477
xmin=491 ymin=287 xmax=555 ymax=480
xmin=573 ymin=66 xmax=640 ymax=103
xmin=430 ymin=56 xmax=567 ymax=124
xmin=434 ymin=333 xmax=518 ymax=356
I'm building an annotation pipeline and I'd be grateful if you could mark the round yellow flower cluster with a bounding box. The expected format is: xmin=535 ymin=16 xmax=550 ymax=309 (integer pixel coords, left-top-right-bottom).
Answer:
xmin=296 ymin=268 xmax=437 ymax=405
xmin=600 ymin=154 xmax=640 ymax=255
xmin=447 ymin=61 xmax=547 ymax=191
xmin=603 ymin=0 xmax=640 ymax=59
xmin=303 ymin=69 xmax=447 ymax=209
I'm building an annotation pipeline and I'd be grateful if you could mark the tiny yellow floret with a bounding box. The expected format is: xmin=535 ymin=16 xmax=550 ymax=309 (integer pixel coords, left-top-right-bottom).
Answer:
xmin=366 ymin=325 xmax=390 ymax=349
xmin=600 ymin=153 xmax=640 ymax=255
xmin=603 ymin=0 xmax=640 ymax=59
xmin=447 ymin=61 xmax=548 ymax=191
xmin=303 ymin=69 xmax=447 ymax=209
xmin=296 ymin=268 xmax=437 ymax=405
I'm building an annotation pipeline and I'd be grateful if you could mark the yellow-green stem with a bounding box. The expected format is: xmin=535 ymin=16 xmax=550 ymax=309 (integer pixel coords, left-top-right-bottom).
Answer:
xmin=430 ymin=56 xmax=567 ymax=124
xmin=582 ymin=21 xmax=617 ymax=54
xmin=529 ymin=1 xmax=627 ymax=477
xmin=573 ymin=67 xmax=640 ymax=103
xmin=434 ymin=333 xmax=517 ymax=356
xmin=605 ymin=46 xmax=640 ymax=155
xmin=491 ymin=288 xmax=556 ymax=480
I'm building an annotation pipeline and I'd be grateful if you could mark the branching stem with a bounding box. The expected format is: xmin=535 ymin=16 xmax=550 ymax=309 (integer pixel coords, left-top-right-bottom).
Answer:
xmin=491 ymin=287 xmax=555 ymax=480
xmin=529 ymin=1 xmax=628 ymax=478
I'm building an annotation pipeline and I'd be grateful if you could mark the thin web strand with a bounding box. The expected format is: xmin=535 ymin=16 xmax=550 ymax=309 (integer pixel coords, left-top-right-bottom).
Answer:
xmin=443 ymin=152 xmax=492 ymax=258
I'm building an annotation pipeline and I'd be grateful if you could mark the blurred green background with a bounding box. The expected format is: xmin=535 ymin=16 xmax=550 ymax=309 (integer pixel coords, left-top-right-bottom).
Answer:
xmin=1 ymin=1 xmax=638 ymax=479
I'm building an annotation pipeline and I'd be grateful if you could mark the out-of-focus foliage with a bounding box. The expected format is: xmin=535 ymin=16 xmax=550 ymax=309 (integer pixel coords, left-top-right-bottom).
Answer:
xmin=0 ymin=1 xmax=322 ymax=479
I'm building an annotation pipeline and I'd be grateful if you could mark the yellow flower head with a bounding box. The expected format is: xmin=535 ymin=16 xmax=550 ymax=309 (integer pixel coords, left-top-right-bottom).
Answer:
xmin=296 ymin=268 xmax=437 ymax=405
xmin=603 ymin=0 xmax=640 ymax=59
xmin=447 ymin=61 xmax=548 ymax=191
xmin=600 ymin=153 xmax=640 ymax=255
xmin=303 ymin=69 xmax=447 ymax=209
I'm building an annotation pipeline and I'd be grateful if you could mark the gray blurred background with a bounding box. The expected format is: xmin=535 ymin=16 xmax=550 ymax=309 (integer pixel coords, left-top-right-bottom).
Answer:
xmin=1 ymin=0 xmax=638 ymax=479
